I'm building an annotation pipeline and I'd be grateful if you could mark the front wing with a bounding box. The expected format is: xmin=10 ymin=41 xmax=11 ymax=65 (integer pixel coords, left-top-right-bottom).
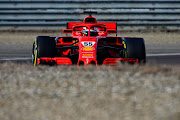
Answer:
xmin=37 ymin=57 xmax=138 ymax=66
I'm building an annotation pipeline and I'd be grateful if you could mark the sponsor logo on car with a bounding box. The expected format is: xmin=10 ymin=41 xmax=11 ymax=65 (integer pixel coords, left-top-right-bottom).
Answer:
xmin=82 ymin=47 xmax=94 ymax=51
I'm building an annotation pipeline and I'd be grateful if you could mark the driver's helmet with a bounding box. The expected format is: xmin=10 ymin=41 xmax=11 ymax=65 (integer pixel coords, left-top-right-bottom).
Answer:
xmin=82 ymin=27 xmax=88 ymax=36
xmin=81 ymin=27 xmax=98 ymax=36
xmin=82 ymin=30 xmax=88 ymax=36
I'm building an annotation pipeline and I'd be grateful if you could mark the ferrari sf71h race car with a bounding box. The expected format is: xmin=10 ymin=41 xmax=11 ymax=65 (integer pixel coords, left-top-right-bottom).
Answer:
xmin=32 ymin=13 xmax=146 ymax=66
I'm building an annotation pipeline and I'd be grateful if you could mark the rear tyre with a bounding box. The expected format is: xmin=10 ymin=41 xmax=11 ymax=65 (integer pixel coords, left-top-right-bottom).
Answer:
xmin=123 ymin=38 xmax=146 ymax=63
xmin=32 ymin=36 xmax=56 ymax=66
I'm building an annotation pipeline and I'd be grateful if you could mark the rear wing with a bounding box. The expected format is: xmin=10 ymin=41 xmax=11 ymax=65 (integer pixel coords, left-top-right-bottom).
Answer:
xmin=102 ymin=23 xmax=117 ymax=33
xmin=67 ymin=22 xmax=117 ymax=33
xmin=67 ymin=22 xmax=83 ymax=29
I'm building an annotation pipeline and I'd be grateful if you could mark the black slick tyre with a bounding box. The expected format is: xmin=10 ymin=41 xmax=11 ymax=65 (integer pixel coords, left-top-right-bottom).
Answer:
xmin=123 ymin=38 xmax=146 ymax=63
xmin=32 ymin=36 xmax=56 ymax=66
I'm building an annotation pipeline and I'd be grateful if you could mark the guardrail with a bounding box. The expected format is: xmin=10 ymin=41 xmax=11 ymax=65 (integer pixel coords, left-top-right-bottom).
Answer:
xmin=0 ymin=0 xmax=180 ymax=29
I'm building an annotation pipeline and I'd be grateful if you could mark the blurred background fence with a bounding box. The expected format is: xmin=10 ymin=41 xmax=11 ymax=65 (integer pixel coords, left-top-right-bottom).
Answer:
xmin=0 ymin=0 xmax=180 ymax=30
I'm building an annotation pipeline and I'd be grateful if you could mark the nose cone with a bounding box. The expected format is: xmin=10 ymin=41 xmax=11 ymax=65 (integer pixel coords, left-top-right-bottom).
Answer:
xmin=78 ymin=37 xmax=98 ymax=66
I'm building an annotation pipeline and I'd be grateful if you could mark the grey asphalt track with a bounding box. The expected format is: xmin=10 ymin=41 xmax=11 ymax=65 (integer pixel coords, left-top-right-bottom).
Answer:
xmin=147 ymin=54 xmax=180 ymax=65
xmin=0 ymin=43 xmax=180 ymax=65
xmin=0 ymin=54 xmax=180 ymax=65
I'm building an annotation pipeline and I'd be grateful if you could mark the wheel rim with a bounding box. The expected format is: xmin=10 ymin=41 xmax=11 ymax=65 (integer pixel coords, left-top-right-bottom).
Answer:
xmin=32 ymin=43 xmax=35 ymax=63
xmin=32 ymin=39 xmax=38 ymax=66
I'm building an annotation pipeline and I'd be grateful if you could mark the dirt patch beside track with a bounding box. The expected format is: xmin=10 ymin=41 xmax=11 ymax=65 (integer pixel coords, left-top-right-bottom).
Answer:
xmin=0 ymin=63 xmax=180 ymax=120
xmin=1 ymin=30 xmax=180 ymax=44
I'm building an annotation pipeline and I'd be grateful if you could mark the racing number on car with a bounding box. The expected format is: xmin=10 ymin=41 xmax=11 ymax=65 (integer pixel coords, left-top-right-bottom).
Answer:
xmin=84 ymin=42 xmax=92 ymax=46
xmin=82 ymin=42 xmax=95 ymax=47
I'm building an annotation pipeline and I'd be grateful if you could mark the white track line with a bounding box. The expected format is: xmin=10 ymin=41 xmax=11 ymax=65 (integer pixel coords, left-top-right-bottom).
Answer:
xmin=0 ymin=53 xmax=180 ymax=61
xmin=0 ymin=58 xmax=31 ymax=61
xmin=146 ymin=53 xmax=180 ymax=57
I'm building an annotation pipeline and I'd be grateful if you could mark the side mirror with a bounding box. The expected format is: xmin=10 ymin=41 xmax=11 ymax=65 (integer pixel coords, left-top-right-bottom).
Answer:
xmin=107 ymin=29 xmax=117 ymax=33
xmin=63 ymin=29 xmax=73 ymax=33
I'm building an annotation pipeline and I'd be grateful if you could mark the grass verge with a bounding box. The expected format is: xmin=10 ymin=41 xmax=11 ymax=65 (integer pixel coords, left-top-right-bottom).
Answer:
xmin=0 ymin=62 xmax=180 ymax=120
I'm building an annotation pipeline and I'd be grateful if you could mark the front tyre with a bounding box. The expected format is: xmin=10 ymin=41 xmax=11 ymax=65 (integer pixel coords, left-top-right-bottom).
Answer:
xmin=32 ymin=36 xmax=56 ymax=66
xmin=123 ymin=38 xmax=146 ymax=63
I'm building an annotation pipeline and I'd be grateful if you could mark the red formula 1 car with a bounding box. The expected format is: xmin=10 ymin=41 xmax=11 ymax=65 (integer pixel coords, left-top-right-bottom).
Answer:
xmin=32 ymin=12 xmax=146 ymax=66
